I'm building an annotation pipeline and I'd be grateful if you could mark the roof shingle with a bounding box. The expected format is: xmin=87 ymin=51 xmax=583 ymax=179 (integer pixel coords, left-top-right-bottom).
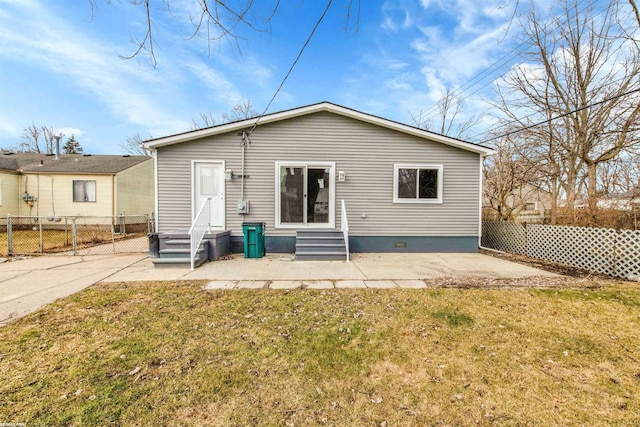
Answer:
xmin=0 ymin=152 xmax=151 ymax=174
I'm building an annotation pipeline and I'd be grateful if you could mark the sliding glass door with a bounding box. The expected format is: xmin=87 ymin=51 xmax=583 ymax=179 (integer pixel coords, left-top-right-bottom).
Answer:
xmin=276 ymin=162 xmax=335 ymax=228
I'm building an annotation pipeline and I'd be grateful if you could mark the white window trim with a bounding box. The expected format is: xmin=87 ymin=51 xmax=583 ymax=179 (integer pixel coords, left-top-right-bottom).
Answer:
xmin=275 ymin=161 xmax=336 ymax=229
xmin=393 ymin=164 xmax=443 ymax=204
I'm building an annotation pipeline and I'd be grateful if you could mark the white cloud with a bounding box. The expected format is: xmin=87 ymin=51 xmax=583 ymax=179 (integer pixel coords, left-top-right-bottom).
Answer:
xmin=386 ymin=74 xmax=413 ymax=91
xmin=0 ymin=117 xmax=21 ymax=142
xmin=0 ymin=1 xmax=203 ymax=139
xmin=381 ymin=16 xmax=397 ymax=32
xmin=56 ymin=127 xmax=85 ymax=137
xmin=185 ymin=61 xmax=244 ymax=105
xmin=380 ymin=1 xmax=416 ymax=32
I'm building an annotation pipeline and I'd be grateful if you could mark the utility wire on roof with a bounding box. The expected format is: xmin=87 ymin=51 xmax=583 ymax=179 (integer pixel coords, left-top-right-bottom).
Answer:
xmin=481 ymin=87 xmax=640 ymax=144
xmin=248 ymin=0 xmax=333 ymax=136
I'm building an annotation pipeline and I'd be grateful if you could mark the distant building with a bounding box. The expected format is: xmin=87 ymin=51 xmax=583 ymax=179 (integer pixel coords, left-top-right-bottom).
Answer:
xmin=0 ymin=152 xmax=154 ymax=218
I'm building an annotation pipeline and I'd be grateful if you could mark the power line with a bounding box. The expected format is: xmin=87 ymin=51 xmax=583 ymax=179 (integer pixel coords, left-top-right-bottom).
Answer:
xmin=468 ymin=73 xmax=635 ymax=141
xmin=415 ymin=0 xmax=597 ymax=125
xmin=481 ymin=87 xmax=640 ymax=144
xmin=249 ymin=0 xmax=333 ymax=134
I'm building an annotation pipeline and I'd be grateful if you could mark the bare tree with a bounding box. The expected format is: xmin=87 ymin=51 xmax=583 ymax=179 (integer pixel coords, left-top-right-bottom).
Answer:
xmin=493 ymin=0 xmax=640 ymax=221
xmin=483 ymin=136 xmax=543 ymax=222
xmin=121 ymin=134 xmax=152 ymax=156
xmin=598 ymin=150 xmax=640 ymax=197
xmin=9 ymin=124 xmax=64 ymax=154
xmin=124 ymin=99 xmax=259 ymax=154
xmin=410 ymin=88 xmax=479 ymax=140
xmin=629 ymin=0 xmax=640 ymax=28
xmin=191 ymin=98 xmax=258 ymax=130
xmin=92 ymin=1 xmax=361 ymax=68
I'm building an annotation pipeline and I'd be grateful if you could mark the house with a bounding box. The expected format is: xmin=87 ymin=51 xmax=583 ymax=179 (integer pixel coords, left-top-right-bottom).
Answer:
xmin=143 ymin=102 xmax=495 ymax=265
xmin=0 ymin=152 xmax=154 ymax=218
xmin=483 ymin=183 xmax=553 ymax=224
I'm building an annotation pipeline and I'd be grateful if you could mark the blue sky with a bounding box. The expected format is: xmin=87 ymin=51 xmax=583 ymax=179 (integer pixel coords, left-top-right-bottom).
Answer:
xmin=0 ymin=0 xmax=593 ymax=154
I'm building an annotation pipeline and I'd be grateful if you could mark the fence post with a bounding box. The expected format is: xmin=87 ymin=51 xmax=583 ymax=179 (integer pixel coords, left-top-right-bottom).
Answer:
xmin=72 ymin=218 xmax=77 ymax=256
xmin=7 ymin=214 xmax=13 ymax=256
xmin=611 ymin=229 xmax=619 ymax=277
xmin=111 ymin=221 xmax=116 ymax=254
xmin=39 ymin=216 xmax=43 ymax=253
xmin=120 ymin=212 xmax=126 ymax=234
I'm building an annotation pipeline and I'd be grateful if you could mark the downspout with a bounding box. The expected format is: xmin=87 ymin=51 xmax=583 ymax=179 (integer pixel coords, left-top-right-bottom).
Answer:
xmin=241 ymin=131 xmax=247 ymax=202
xmin=112 ymin=175 xmax=116 ymax=217
xmin=36 ymin=174 xmax=39 ymax=216
xmin=50 ymin=175 xmax=55 ymax=216
xmin=21 ymin=174 xmax=27 ymax=216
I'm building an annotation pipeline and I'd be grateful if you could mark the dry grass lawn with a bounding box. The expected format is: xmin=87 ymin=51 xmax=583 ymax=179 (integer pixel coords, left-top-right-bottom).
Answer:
xmin=0 ymin=229 xmax=145 ymax=256
xmin=1 ymin=279 xmax=639 ymax=426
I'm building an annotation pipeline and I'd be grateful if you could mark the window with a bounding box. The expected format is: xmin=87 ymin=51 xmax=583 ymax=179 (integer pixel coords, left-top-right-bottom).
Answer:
xmin=393 ymin=164 xmax=443 ymax=203
xmin=73 ymin=180 xmax=96 ymax=202
xmin=275 ymin=161 xmax=335 ymax=228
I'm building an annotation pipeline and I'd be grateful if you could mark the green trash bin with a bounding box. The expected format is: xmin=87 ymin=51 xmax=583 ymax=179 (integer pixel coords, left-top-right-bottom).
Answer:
xmin=242 ymin=222 xmax=266 ymax=258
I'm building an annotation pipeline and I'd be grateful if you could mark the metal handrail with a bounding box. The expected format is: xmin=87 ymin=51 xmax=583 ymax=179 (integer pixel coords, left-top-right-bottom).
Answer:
xmin=188 ymin=197 xmax=211 ymax=270
xmin=341 ymin=199 xmax=349 ymax=262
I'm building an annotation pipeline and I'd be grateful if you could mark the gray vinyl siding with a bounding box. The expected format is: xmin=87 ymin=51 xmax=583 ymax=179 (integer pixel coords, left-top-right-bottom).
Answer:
xmin=156 ymin=111 xmax=481 ymax=238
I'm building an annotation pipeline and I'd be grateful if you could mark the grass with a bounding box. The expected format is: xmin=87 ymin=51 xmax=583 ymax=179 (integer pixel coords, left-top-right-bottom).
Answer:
xmin=1 ymin=281 xmax=639 ymax=426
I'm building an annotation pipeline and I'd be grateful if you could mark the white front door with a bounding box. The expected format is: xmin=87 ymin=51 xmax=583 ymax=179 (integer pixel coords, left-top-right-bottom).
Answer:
xmin=193 ymin=161 xmax=225 ymax=229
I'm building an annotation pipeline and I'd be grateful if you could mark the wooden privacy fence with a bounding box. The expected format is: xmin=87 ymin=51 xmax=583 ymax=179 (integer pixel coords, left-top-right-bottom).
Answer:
xmin=482 ymin=222 xmax=640 ymax=280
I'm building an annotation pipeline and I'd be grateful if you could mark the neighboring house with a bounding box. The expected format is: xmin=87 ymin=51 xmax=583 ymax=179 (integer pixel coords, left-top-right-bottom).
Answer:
xmin=483 ymin=184 xmax=553 ymax=224
xmin=144 ymin=102 xmax=495 ymax=260
xmin=0 ymin=152 xmax=154 ymax=218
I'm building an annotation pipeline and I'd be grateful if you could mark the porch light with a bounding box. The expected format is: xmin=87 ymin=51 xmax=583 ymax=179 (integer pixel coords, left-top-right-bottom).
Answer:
xmin=225 ymin=169 xmax=233 ymax=180
xmin=338 ymin=171 xmax=346 ymax=182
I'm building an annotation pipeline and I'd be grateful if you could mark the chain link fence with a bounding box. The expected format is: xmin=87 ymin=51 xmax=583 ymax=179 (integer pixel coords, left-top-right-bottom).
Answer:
xmin=0 ymin=214 xmax=154 ymax=256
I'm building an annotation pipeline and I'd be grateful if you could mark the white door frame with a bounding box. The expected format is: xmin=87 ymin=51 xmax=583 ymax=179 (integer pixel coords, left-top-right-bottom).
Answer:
xmin=274 ymin=161 xmax=335 ymax=229
xmin=191 ymin=160 xmax=225 ymax=229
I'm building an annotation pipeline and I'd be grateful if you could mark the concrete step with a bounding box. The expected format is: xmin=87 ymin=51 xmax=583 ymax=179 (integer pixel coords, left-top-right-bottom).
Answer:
xmin=296 ymin=231 xmax=344 ymax=238
xmin=296 ymin=242 xmax=346 ymax=247
xmin=159 ymin=247 xmax=207 ymax=258
xmin=296 ymin=237 xmax=345 ymax=245
xmin=295 ymin=229 xmax=347 ymax=261
xmin=295 ymin=252 xmax=347 ymax=261
xmin=164 ymin=239 xmax=192 ymax=246
xmin=152 ymin=256 xmax=207 ymax=268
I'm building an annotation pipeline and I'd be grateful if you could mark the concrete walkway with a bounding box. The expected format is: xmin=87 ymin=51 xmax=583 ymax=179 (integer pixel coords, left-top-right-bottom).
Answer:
xmin=0 ymin=252 xmax=557 ymax=326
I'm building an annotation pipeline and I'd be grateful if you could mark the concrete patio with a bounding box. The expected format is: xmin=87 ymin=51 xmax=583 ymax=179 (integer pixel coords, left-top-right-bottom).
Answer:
xmin=1 ymin=252 xmax=557 ymax=326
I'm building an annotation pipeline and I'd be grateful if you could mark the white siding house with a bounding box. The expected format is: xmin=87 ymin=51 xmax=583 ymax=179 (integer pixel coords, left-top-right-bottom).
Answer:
xmin=144 ymin=102 xmax=495 ymax=253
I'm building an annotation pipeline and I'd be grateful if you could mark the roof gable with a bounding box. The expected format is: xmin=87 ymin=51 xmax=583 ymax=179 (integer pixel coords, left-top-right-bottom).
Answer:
xmin=0 ymin=152 xmax=151 ymax=174
xmin=143 ymin=102 xmax=495 ymax=156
